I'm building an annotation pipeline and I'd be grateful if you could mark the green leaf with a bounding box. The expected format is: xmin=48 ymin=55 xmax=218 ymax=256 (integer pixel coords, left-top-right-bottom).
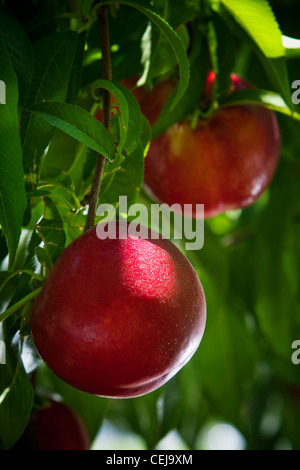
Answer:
xmin=152 ymin=33 xmax=210 ymax=138
xmin=217 ymin=0 xmax=292 ymax=108
xmin=0 ymin=8 xmax=33 ymax=111
xmin=99 ymin=113 xmax=149 ymax=210
xmin=92 ymin=79 xmax=131 ymax=155
xmin=253 ymin=168 xmax=300 ymax=367
xmin=66 ymin=31 xmax=87 ymax=104
xmin=0 ymin=30 xmax=27 ymax=268
xmin=219 ymin=0 xmax=284 ymax=59
xmin=0 ymin=330 xmax=33 ymax=450
xmin=93 ymin=79 xmax=143 ymax=154
xmin=29 ymin=101 xmax=116 ymax=162
xmin=112 ymin=81 xmax=143 ymax=155
xmin=39 ymin=168 xmax=75 ymax=194
xmin=184 ymin=226 xmax=229 ymax=319
xmin=220 ymin=88 xmax=300 ymax=121
xmin=100 ymin=140 xmax=145 ymax=208
xmin=84 ymin=4 xmax=148 ymax=85
xmin=197 ymin=305 xmax=259 ymax=429
xmin=37 ymin=167 xmax=81 ymax=211
xmin=184 ymin=229 xmax=258 ymax=429
xmin=35 ymin=197 xmax=66 ymax=271
xmin=102 ymin=0 xmax=190 ymax=108
xmin=146 ymin=24 xmax=190 ymax=83
xmin=209 ymin=9 xmax=237 ymax=99
xmin=40 ymin=127 xmax=83 ymax=177
xmin=21 ymin=31 xmax=78 ymax=182
xmin=165 ymin=0 xmax=199 ymax=28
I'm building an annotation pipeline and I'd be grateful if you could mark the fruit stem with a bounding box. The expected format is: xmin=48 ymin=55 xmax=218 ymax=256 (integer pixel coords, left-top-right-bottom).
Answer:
xmin=0 ymin=287 xmax=42 ymax=323
xmin=84 ymin=5 xmax=112 ymax=232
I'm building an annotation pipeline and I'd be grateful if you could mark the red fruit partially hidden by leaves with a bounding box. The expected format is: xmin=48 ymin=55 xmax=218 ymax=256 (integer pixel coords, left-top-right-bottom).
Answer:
xmin=30 ymin=222 xmax=206 ymax=399
xmin=15 ymin=400 xmax=91 ymax=450
xmin=141 ymin=73 xmax=281 ymax=218
xmin=137 ymin=77 xmax=176 ymax=126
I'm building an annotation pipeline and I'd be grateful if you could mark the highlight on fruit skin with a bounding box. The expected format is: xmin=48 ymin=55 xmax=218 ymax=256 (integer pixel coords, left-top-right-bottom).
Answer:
xmin=139 ymin=72 xmax=281 ymax=219
xmin=30 ymin=221 xmax=206 ymax=399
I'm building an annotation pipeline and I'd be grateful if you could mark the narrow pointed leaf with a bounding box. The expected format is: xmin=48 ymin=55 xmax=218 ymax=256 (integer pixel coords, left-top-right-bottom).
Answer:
xmin=29 ymin=102 xmax=116 ymax=162
xmin=0 ymin=30 xmax=27 ymax=268
xmin=102 ymin=0 xmax=190 ymax=108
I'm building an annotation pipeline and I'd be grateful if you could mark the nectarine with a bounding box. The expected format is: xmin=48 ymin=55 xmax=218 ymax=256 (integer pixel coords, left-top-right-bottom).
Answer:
xmin=141 ymin=73 xmax=281 ymax=218
xmin=30 ymin=221 xmax=206 ymax=398
xmin=14 ymin=399 xmax=90 ymax=450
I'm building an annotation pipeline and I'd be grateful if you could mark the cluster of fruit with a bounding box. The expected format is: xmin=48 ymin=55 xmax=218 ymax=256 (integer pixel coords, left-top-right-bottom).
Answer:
xmin=29 ymin=72 xmax=280 ymax=411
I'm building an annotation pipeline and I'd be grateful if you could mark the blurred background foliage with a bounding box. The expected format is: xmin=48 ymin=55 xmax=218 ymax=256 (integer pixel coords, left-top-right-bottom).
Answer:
xmin=0 ymin=0 xmax=299 ymax=450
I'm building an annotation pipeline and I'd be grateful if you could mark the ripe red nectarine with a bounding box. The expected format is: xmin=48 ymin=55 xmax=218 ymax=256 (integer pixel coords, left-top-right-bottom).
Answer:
xmin=141 ymin=73 xmax=281 ymax=218
xmin=14 ymin=399 xmax=91 ymax=450
xmin=30 ymin=221 xmax=206 ymax=398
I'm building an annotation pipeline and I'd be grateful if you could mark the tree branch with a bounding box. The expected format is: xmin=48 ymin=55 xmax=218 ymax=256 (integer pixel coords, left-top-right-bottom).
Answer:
xmin=84 ymin=5 xmax=112 ymax=231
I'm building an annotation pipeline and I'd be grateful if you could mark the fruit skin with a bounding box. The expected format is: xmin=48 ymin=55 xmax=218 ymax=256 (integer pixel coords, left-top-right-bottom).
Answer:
xmin=14 ymin=399 xmax=91 ymax=450
xmin=30 ymin=221 xmax=206 ymax=399
xmin=141 ymin=73 xmax=281 ymax=219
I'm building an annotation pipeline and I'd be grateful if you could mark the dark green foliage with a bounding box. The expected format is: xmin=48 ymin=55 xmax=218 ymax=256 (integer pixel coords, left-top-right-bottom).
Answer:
xmin=0 ymin=0 xmax=299 ymax=451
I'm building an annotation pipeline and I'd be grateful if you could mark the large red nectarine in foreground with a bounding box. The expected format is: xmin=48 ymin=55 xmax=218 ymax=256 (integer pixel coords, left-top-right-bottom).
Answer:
xmin=30 ymin=221 xmax=206 ymax=398
xmin=141 ymin=73 xmax=281 ymax=218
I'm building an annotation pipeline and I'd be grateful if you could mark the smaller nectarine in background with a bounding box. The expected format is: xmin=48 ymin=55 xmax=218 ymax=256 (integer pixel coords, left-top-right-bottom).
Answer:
xmin=14 ymin=399 xmax=91 ymax=450
xmin=140 ymin=73 xmax=281 ymax=219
